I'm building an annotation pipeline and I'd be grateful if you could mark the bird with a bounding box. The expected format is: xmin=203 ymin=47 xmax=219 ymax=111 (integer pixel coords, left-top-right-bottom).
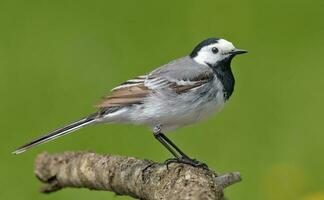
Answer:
xmin=13 ymin=38 xmax=247 ymax=167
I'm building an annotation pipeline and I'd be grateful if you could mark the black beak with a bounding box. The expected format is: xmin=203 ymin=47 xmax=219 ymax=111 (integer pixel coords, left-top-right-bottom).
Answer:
xmin=229 ymin=48 xmax=248 ymax=55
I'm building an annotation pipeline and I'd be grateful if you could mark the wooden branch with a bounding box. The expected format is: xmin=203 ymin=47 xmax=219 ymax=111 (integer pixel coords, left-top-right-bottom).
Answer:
xmin=34 ymin=152 xmax=241 ymax=200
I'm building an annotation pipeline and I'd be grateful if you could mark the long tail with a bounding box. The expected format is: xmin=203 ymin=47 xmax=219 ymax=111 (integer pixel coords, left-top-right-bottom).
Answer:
xmin=13 ymin=114 xmax=98 ymax=154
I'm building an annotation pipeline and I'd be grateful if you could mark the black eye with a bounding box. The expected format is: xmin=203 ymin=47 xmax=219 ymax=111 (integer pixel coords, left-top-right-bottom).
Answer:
xmin=212 ymin=47 xmax=218 ymax=54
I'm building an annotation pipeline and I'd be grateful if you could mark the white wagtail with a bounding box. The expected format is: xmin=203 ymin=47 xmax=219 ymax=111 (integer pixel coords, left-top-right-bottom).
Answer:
xmin=13 ymin=38 xmax=247 ymax=167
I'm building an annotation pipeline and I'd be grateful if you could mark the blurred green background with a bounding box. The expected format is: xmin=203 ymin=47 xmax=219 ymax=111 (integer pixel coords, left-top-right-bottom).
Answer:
xmin=1 ymin=0 xmax=324 ymax=199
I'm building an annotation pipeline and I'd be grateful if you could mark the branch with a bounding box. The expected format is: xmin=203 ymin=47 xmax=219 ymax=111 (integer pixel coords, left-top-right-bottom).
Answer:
xmin=34 ymin=152 xmax=241 ymax=200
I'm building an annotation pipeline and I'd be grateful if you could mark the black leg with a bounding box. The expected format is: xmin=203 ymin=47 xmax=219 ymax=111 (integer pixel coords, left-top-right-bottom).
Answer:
xmin=154 ymin=133 xmax=179 ymax=158
xmin=159 ymin=133 xmax=190 ymax=158
xmin=153 ymin=125 xmax=208 ymax=168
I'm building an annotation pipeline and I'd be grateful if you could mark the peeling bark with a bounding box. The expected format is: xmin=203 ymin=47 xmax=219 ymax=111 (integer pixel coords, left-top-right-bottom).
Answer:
xmin=34 ymin=152 xmax=241 ymax=200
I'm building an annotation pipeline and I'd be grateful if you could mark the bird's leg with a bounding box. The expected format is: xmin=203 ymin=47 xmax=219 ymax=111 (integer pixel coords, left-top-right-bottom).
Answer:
xmin=153 ymin=126 xmax=179 ymax=158
xmin=153 ymin=125 xmax=208 ymax=168
xmin=158 ymin=133 xmax=190 ymax=159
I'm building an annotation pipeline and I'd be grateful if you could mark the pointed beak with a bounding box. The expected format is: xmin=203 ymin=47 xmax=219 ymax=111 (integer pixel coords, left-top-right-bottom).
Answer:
xmin=229 ymin=48 xmax=248 ymax=55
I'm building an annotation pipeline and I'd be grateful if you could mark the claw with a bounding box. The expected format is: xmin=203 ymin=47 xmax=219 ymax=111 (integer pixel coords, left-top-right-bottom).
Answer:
xmin=164 ymin=157 xmax=208 ymax=169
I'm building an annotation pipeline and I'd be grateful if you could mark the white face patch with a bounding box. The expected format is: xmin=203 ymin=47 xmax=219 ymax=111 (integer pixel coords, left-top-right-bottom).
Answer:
xmin=193 ymin=39 xmax=236 ymax=66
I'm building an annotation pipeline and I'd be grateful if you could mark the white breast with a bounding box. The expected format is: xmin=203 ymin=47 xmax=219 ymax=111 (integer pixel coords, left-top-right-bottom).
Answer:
xmin=135 ymin=77 xmax=225 ymax=131
xmin=101 ymin=77 xmax=226 ymax=132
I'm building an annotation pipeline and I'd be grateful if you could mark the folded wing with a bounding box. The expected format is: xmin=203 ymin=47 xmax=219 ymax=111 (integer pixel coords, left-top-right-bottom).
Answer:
xmin=96 ymin=57 xmax=214 ymax=108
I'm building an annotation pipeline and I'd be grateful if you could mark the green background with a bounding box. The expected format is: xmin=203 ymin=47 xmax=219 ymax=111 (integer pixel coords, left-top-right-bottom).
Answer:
xmin=1 ymin=0 xmax=324 ymax=200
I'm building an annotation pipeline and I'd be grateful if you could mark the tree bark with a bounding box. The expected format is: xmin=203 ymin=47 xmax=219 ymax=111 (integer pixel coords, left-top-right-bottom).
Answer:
xmin=34 ymin=151 xmax=241 ymax=200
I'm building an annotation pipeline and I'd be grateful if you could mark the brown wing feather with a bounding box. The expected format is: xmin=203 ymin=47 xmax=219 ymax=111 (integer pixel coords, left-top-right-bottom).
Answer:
xmin=96 ymin=72 xmax=213 ymax=108
xmin=171 ymin=79 xmax=211 ymax=94
xmin=96 ymin=84 xmax=150 ymax=108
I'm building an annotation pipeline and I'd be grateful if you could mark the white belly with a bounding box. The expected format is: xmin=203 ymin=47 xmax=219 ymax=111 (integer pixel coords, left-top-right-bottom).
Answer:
xmin=102 ymin=78 xmax=226 ymax=132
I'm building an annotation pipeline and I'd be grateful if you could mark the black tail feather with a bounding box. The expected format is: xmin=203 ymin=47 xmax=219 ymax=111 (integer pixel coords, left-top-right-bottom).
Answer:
xmin=13 ymin=114 xmax=97 ymax=154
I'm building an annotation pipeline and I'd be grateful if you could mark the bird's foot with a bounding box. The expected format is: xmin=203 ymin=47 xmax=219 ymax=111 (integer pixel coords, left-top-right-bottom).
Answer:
xmin=164 ymin=157 xmax=208 ymax=169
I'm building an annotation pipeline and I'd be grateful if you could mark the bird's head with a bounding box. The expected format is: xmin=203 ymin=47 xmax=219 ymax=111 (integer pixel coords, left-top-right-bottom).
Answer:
xmin=190 ymin=38 xmax=247 ymax=66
